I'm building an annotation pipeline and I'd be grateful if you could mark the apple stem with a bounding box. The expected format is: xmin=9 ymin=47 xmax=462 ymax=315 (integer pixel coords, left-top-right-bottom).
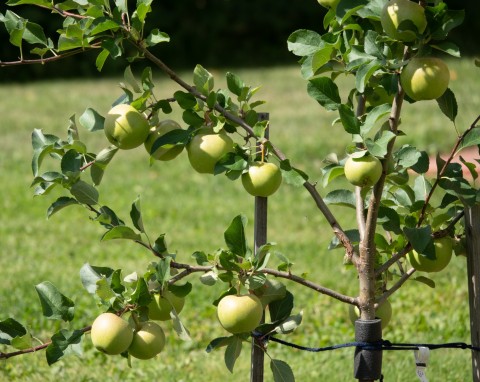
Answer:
xmin=130 ymin=312 xmax=141 ymax=331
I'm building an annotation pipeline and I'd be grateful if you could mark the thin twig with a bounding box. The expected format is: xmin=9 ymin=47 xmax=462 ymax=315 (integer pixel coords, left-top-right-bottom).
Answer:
xmin=0 ymin=325 xmax=91 ymax=360
xmin=169 ymin=260 xmax=356 ymax=304
xmin=417 ymin=114 xmax=480 ymax=227
xmin=0 ymin=45 xmax=101 ymax=67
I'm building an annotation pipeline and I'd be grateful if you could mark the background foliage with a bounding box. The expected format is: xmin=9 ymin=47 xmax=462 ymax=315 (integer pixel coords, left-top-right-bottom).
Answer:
xmin=0 ymin=0 xmax=477 ymax=82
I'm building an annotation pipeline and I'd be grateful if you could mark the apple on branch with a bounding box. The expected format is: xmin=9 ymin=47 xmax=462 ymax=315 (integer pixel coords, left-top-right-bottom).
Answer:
xmin=344 ymin=154 xmax=382 ymax=188
xmin=186 ymin=128 xmax=234 ymax=174
xmin=144 ymin=119 xmax=184 ymax=161
xmin=241 ymin=162 xmax=282 ymax=197
xmin=90 ymin=313 xmax=133 ymax=355
xmin=381 ymin=0 xmax=427 ymax=42
xmin=103 ymin=104 xmax=150 ymax=150
xmin=128 ymin=321 xmax=166 ymax=360
xmin=216 ymin=294 xmax=263 ymax=334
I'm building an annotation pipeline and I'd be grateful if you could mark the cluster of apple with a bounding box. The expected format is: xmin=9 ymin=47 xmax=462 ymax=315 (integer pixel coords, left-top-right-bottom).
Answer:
xmin=103 ymin=104 xmax=282 ymax=198
xmin=90 ymin=290 xmax=185 ymax=360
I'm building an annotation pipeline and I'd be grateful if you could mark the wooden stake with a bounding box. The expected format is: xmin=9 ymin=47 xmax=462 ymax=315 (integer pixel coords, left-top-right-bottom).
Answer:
xmin=466 ymin=205 xmax=480 ymax=382
xmin=250 ymin=112 xmax=269 ymax=382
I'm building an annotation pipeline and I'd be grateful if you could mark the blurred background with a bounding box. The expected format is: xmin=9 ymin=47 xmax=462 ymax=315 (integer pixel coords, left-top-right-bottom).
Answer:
xmin=0 ymin=0 xmax=477 ymax=82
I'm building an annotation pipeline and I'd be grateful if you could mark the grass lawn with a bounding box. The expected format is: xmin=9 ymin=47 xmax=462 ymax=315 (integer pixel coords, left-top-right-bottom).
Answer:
xmin=0 ymin=59 xmax=479 ymax=381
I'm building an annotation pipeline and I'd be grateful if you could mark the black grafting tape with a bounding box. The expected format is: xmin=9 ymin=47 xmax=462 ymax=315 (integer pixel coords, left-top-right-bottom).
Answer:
xmin=354 ymin=319 xmax=383 ymax=380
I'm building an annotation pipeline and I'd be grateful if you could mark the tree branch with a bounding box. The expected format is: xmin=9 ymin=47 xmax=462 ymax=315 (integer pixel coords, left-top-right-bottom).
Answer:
xmin=0 ymin=45 xmax=100 ymax=67
xmin=169 ymin=261 xmax=356 ymax=304
xmin=135 ymin=42 xmax=357 ymax=264
xmin=0 ymin=325 xmax=91 ymax=360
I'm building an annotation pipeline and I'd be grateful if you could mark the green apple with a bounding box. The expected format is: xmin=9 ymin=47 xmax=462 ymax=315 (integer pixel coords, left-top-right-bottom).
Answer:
xmin=90 ymin=313 xmax=133 ymax=355
xmin=144 ymin=119 xmax=184 ymax=161
xmin=344 ymin=155 xmax=382 ymax=188
xmin=186 ymin=129 xmax=234 ymax=174
xmin=148 ymin=290 xmax=185 ymax=321
xmin=407 ymin=237 xmax=453 ymax=273
xmin=217 ymin=294 xmax=263 ymax=334
xmin=128 ymin=321 xmax=166 ymax=360
xmin=381 ymin=0 xmax=427 ymax=42
xmin=400 ymin=57 xmax=450 ymax=101
xmin=104 ymin=104 xmax=150 ymax=150
xmin=241 ymin=162 xmax=282 ymax=197
xmin=348 ymin=299 xmax=392 ymax=329
xmin=317 ymin=0 xmax=340 ymax=9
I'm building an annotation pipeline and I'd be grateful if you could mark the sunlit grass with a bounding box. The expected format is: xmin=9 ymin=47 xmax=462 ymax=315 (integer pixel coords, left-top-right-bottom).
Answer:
xmin=0 ymin=59 xmax=478 ymax=381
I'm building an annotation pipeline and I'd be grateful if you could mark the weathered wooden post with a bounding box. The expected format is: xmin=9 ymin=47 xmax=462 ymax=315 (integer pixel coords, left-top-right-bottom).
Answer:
xmin=250 ymin=112 xmax=269 ymax=382
xmin=466 ymin=205 xmax=480 ymax=382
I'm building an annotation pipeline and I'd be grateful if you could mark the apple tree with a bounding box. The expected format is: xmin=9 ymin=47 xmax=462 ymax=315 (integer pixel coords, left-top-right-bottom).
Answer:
xmin=0 ymin=0 xmax=477 ymax=381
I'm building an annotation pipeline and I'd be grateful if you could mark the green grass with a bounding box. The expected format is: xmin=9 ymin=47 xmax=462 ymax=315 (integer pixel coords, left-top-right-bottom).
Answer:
xmin=0 ymin=59 xmax=478 ymax=381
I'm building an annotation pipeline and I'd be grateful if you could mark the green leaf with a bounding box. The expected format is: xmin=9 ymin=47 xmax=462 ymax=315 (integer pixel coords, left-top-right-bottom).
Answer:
xmin=192 ymin=251 xmax=209 ymax=266
xmin=224 ymin=215 xmax=248 ymax=257
xmin=365 ymin=130 xmax=396 ymax=158
xmin=206 ymin=336 xmax=231 ymax=353
xmin=47 ymin=197 xmax=79 ymax=219
xmin=245 ymin=273 xmax=267 ymax=290
xmin=279 ymin=160 xmax=308 ymax=187
xmin=225 ymin=336 xmax=243 ymax=373
xmin=324 ymin=189 xmax=356 ymax=208
xmin=95 ymin=49 xmax=110 ymax=71
xmin=307 ymin=76 xmax=341 ymax=111
xmin=274 ymin=312 xmax=303 ymax=335
xmin=145 ymin=29 xmax=170 ymax=47
xmin=458 ymin=128 xmax=480 ymax=153
xmin=61 ymin=149 xmax=83 ymax=177
xmin=338 ymin=104 xmax=360 ymax=134
xmin=403 ymin=226 xmax=435 ymax=260
xmin=101 ymin=226 xmax=142 ymax=241
xmin=395 ymin=145 xmax=422 ymax=169
xmin=361 ymin=103 xmax=391 ymax=135
xmin=200 ymin=270 xmax=219 ymax=286
xmin=10 ymin=332 xmax=32 ymax=350
xmin=171 ymin=309 xmax=191 ymax=341
xmin=193 ymin=64 xmax=214 ymax=96
xmin=226 ymin=72 xmax=245 ymax=97
xmin=271 ymin=359 xmax=295 ymax=382
xmin=377 ymin=206 xmax=401 ymax=234
xmin=174 ymin=91 xmax=197 ymax=109
xmin=79 ymin=108 xmax=105 ymax=132
xmin=35 ymin=281 xmax=75 ymax=322
xmin=70 ymin=180 xmax=99 ymax=205
xmin=155 ymin=257 xmax=172 ymax=286
xmin=130 ymin=197 xmax=145 ymax=233
xmin=413 ymin=275 xmax=436 ymax=289
xmin=182 ymin=109 xmax=204 ymax=127
xmin=46 ymin=329 xmax=83 ymax=365
xmin=150 ymin=129 xmax=190 ymax=156
xmin=356 ymin=59 xmax=383 ymax=94
xmin=153 ymin=234 xmax=169 ymax=255
xmin=79 ymin=263 xmax=114 ymax=294
xmin=6 ymin=0 xmax=51 ymax=5
xmin=129 ymin=277 xmax=151 ymax=307
xmin=0 ymin=318 xmax=27 ymax=345
xmin=287 ymin=29 xmax=322 ymax=56
xmin=91 ymin=146 xmax=118 ymax=186
xmin=436 ymin=88 xmax=457 ymax=123
xmin=269 ymin=291 xmax=294 ymax=323
xmin=123 ymin=65 xmax=141 ymax=93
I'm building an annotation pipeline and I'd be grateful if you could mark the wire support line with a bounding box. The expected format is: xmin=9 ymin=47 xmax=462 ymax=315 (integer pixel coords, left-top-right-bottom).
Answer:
xmin=251 ymin=333 xmax=480 ymax=353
